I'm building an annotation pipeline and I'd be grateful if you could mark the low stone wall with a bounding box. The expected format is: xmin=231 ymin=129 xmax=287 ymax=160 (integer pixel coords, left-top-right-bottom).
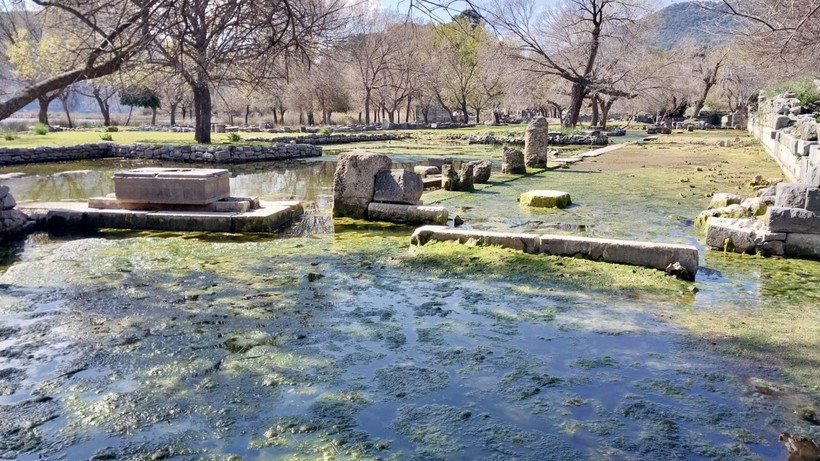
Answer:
xmin=0 ymin=143 xmax=112 ymax=166
xmin=444 ymin=133 xmax=610 ymax=146
xmin=748 ymin=116 xmax=820 ymax=185
xmin=0 ymin=142 xmax=321 ymax=166
xmin=245 ymin=133 xmax=409 ymax=145
xmin=112 ymin=143 xmax=321 ymax=163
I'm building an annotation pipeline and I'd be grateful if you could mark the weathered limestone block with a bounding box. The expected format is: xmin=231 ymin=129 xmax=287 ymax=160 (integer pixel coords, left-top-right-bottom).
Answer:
xmin=524 ymin=116 xmax=549 ymax=167
xmin=468 ymin=160 xmax=492 ymax=183
xmin=775 ymin=183 xmax=809 ymax=208
xmin=705 ymin=217 xmax=759 ymax=254
xmin=519 ymin=190 xmax=572 ymax=208
xmin=414 ymin=165 xmax=439 ymax=177
xmin=766 ymin=207 xmax=820 ymax=233
xmin=539 ymin=234 xmax=699 ymax=280
xmin=373 ymin=169 xmax=423 ymax=205
xmin=367 ymin=203 xmax=448 ymax=225
xmin=785 ymin=233 xmax=820 ymax=258
xmin=741 ymin=197 xmax=768 ymax=216
xmin=501 ymin=147 xmax=526 ymax=174
xmin=410 ymin=225 xmax=541 ymax=254
xmin=709 ymin=192 xmax=742 ymax=209
xmin=333 ymin=151 xmax=392 ymax=219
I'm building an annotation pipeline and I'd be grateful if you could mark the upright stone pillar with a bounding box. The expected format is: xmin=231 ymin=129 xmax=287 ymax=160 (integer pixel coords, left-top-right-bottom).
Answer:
xmin=524 ymin=116 xmax=549 ymax=168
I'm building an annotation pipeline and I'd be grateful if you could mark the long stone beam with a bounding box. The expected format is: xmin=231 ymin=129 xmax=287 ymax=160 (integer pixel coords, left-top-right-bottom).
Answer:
xmin=410 ymin=225 xmax=699 ymax=280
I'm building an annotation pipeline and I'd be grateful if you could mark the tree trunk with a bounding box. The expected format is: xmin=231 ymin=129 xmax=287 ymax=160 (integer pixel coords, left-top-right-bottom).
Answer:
xmin=307 ymin=111 xmax=315 ymax=125
xmin=358 ymin=112 xmax=362 ymax=124
xmin=279 ymin=107 xmax=286 ymax=124
xmin=192 ymin=81 xmax=212 ymax=144
xmin=170 ymin=102 xmax=178 ymax=126
xmin=492 ymin=110 xmax=501 ymax=124
xmin=475 ymin=109 xmax=480 ymax=124
xmin=405 ymin=96 xmax=412 ymax=123
xmin=590 ymin=96 xmax=599 ymax=127
xmin=151 ymin=107 xmax=157 ymax=125
xmin=600 ymin=101 xmax=613 ymax=130
xmin=182 ymin=104 xmax=187 ymax=121
xmin=93 ymin=90 xmax=111 ymax=126
xmin=460 ymin=101 xmax=469 ymax=123
xmin=125 ymin=106 xmax=133 ymax=126
xmin=565 ymin=83 xmax=586 ymax=128
xmin=273 ymin=110 xmax=278 ymax=125
xmin=37 ymin=96 xmax=50 ymax=125
xmin=364 ymin=90 xmax=371 ymax=125
xmin=244 ymin=104 xmax=250 ymax=125
xmin=62 ymin=101 xmax=73 ymax=128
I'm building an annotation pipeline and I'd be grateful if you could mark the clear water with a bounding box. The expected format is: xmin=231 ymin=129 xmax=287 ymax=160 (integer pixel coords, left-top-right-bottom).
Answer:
xmin=0 ymin=151 xmax=818 ymax=460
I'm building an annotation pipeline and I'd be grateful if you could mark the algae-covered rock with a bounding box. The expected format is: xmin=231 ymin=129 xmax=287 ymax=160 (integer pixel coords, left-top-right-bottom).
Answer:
xmin=519 ymin=190 xmax=572 ymax=209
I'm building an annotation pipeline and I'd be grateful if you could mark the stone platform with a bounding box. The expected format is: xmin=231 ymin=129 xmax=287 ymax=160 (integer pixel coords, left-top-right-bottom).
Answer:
xmin=410 ymin=225 xmax=699 ymax=280
xmin=18 ymin=200 xmax=303 ymax=233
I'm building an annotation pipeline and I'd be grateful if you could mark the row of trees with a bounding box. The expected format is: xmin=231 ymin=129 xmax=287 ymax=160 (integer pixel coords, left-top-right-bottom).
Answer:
xmin=0 ymin=0 xmax=817 ymax=142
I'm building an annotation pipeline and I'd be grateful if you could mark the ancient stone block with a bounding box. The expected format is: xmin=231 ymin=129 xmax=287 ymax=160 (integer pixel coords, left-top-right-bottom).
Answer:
xmin=785 ymin=233 xmax=820 ymax=258
xmin=373 ymin=169 xmax=423 ymax=205
xmin=524 ymin=116 xmax=548 ymax=167
xmin=705 ymin=217 xmax=759 ymax=254
xmin=501 ymin=147 xmax=526 ymax=174
xmin=775 ymin=183 xmax=809 ymax=208
xmin=332 ymin=151 xmax=392 ymax=219
xmin=468 ymin=160 xmax=492 ymax=183
xmin=774 ymin=115 xmax=791 ymax=130
xmin=113 ymin=167 xmax=231 ymax=205
xmin=0 ymin=185 xmax=16 ymax=210
xmin=519 ymin=190 xmax=572 ymax=209
xmin=414 ymin=165 xmax=439 ymax=177
xmin=367 ymin=203 xmax=448 ymax=225
xmin=766 ymin=206 xmax=820 ymax=233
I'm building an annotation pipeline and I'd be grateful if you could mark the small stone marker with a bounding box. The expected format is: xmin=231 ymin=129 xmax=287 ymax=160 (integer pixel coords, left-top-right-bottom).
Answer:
xmin=519 ymin=190 xmax=572 ymax=208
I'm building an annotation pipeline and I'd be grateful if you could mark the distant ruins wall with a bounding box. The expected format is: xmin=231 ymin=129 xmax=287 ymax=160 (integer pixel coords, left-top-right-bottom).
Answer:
xmin=748 ymin=92 xmax=820 ymax=186
xmin=0 ymin=142 xmax=321 ymax=166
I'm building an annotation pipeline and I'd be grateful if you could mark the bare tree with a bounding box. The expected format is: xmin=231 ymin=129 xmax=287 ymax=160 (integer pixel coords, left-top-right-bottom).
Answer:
xmin=710 ymin=1 xmax=820 ymax=70
xmin=485 ymin=0 xmax=648 ymax=127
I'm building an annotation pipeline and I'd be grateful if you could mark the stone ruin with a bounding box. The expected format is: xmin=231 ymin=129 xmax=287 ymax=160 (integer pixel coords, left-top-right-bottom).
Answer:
xmin=703 ymin=182 xmax=820 ymax=258
xmin=0 ymin=185 xmax=34 ymax=238
xmin=524 ymin=116 xmax=549 ymax=167
xmin=333 ymin=151 xmax=448 ymax=225
xmin=501 ymin=147 xmax=526 ymax=174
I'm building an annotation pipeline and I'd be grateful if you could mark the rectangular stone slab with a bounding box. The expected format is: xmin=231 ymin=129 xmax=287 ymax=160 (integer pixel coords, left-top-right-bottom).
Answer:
xmin=409 ymin=226 xmax=698 ymax=278
xmin=18 ymin=200 xmax=301 ymax=233
xmin=766 ymin=207 xmax=820 ymax=233
xmin=113 ymin=167 xmax=230 ymax=205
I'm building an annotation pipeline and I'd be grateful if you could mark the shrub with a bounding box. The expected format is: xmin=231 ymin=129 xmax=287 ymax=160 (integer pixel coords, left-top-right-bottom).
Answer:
xmin=106 ymin=126 xmax=119 ymax=132
xmin=764 ymin=78 xmax=820 ymax=105
xmin=317 ymin=126 xmax=332 ymax=136
xmin=100 ymin=133 xmax=113 ymax=141
xmin=32 ymin=122 xmax=49 ymax=135
xmin=3 ymin=131 xmax=17 ymax=141
xmin=227 ymin=132 xmax=241 ymax=143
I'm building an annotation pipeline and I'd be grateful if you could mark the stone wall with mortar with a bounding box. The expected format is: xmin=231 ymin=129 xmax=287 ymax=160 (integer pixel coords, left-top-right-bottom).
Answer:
xmin=0 ymin=142 xmax=321 ymax=166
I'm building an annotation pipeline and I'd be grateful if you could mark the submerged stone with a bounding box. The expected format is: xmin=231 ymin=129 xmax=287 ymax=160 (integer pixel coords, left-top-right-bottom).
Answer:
xmin=519 ymin=190 xmax=572 ymax=209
